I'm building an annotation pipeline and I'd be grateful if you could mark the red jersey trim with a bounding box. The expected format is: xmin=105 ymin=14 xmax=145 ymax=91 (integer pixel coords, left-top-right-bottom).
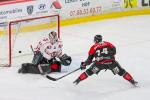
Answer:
xmin=88 ymin=41 xmax=115 ymax=55
xmin=95 ymin=59 xmax=114 ymax=64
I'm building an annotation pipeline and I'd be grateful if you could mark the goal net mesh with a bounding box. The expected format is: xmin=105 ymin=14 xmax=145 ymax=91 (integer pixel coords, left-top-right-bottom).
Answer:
xmin=0 ymin=15 xmax=60 ymax=67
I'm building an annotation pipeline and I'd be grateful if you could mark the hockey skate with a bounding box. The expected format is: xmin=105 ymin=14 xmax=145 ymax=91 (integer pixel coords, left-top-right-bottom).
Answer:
xmin=73 ymin=78 xmax=81 ymax=85
xmin=130 ymin=80 xmax=139 ymax=87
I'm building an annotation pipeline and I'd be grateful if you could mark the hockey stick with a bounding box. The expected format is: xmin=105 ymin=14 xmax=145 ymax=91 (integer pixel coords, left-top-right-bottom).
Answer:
xmin=46 ymin=68 xmax=80 ymax=81
xmin=30 ymin=45 xmax=36 ymax=55
xmin=30 ymin=45 xmax=45 ymax=74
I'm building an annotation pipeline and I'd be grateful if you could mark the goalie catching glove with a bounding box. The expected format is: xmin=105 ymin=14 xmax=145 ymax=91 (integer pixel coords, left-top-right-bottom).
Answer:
xmin=59 ymin=54 xmax=72 ymax=66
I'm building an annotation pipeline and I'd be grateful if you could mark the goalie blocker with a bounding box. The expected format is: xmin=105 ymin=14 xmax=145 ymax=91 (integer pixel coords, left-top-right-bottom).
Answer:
xmin=18 ymin=53 xmax=72 ymax=74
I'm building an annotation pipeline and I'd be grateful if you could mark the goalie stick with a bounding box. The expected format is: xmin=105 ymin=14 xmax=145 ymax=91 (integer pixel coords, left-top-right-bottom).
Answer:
xmin=46 ymin=68 xmax=80 ymax=81
xmin=30 ymin=45 xmax=46 ymax=74
xmin=30 ymin=45 xmax=36 ymax=55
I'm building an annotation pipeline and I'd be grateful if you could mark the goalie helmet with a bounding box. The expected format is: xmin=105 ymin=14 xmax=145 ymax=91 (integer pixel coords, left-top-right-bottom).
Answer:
xmin=94 ymin=34 xmax=102 ymax=43
xmin=49 ymin=31 xmax=58 ymax=44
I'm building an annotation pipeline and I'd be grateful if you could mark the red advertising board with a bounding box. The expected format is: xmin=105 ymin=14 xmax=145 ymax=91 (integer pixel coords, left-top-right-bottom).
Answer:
xmin=0 ymin=0 xmax=33 ymax=5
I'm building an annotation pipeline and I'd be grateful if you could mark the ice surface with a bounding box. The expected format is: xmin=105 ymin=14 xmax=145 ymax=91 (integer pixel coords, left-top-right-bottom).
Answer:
xmin=0 ymin=15 xmax=150 ymax=100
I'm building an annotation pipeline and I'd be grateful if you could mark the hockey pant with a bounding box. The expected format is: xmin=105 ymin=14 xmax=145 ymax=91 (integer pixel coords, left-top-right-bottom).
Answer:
xmin=78 ymin=61 xmax=134 ymax=81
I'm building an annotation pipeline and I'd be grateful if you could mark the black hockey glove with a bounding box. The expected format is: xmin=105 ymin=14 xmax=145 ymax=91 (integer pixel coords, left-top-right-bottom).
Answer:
xmin=60 ymin=54 xmax=72 ymax=66
xmin=80 ymin=62 xmax=86 ymax=70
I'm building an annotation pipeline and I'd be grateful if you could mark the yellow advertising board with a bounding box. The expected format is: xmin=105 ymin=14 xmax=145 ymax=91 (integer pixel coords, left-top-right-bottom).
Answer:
xmin=124 ymin=0 xmax=137 ymax=8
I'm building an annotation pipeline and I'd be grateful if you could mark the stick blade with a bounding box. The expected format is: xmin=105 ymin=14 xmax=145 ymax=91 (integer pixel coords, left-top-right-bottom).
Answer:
xmin=46 ymin=75 xmax=57 ymax=81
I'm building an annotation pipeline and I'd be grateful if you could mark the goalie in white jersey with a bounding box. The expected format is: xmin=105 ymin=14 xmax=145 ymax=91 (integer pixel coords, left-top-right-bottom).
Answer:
xmin=18 ymin=31 xmax=72 ymax=74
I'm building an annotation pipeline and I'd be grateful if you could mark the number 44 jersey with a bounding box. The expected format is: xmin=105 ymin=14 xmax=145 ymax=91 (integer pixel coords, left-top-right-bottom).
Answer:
xmin=88 ymin=41 xmax=116 ymax=63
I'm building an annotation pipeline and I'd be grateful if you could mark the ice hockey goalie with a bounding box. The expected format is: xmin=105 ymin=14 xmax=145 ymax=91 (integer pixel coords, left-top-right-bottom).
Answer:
xmin=18 ymin=31 xmax=72 ymax=75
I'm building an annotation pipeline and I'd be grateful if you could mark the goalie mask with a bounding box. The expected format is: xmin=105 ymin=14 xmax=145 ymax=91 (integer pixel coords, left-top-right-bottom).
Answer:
xmin=49 ymin=31 xmax=58 ymax=44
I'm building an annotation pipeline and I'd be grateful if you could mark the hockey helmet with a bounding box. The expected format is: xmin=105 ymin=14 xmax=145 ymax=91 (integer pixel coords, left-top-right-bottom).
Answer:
xmin=94 ymin=34 xmax=102 ymax=43
xmin=49 ymin=31 xmax=58 ymax=44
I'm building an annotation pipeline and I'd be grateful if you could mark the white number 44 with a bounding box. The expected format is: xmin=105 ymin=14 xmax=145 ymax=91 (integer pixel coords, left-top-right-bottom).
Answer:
xmin=101 ymin=48 xmax=108 ymax=54
xmin=96 ymin=48 xmax=108 ymax=56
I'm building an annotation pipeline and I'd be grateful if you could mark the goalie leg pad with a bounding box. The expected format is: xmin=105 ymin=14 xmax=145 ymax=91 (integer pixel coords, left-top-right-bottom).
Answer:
xmin=32 ymin=52 xmax=44 ymax=65
xmin=18 ymin=63 xmax=40 ymax=74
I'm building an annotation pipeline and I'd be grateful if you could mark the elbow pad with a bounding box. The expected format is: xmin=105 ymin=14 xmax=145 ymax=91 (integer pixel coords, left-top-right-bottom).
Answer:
xmin=85 ymin=55 xmax=94 ymax=65
xmin=110 ymin=47 xmax=116 ymax=56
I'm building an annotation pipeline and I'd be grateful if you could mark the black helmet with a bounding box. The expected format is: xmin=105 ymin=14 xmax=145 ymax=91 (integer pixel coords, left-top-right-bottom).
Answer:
xmin=94 ymin=35 xmax=102 ymax=43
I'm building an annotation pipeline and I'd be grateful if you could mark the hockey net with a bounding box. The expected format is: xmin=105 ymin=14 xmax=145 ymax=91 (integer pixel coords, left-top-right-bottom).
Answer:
xmin=0 ymin=15 xmax=60 ymax=67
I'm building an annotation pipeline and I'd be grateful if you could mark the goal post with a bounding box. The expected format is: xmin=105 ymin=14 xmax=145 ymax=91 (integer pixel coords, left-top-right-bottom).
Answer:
xmin=0 ymin=14 xmax=60 ymax=67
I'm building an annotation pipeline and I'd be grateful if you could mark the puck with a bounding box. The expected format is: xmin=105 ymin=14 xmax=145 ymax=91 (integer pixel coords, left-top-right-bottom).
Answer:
xmin=19 ymin=51 xmax=22 ymax=53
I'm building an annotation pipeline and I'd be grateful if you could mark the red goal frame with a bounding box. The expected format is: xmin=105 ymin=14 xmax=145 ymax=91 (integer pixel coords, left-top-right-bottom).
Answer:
xmin=5 ymin=14 xmax=60 ymax=67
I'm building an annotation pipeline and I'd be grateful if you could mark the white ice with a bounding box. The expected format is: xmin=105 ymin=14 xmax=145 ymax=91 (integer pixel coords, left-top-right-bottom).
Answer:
xmin=0 ymin=15 xmax=150 ymax=100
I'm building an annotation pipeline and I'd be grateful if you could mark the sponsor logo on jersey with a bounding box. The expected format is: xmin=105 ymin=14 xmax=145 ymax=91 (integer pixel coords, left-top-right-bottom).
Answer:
xmin=142 ymin=0 xmax=150 ymax=6
xmin=27 ymin=5 xmax=33 ymax=15
xmin=124 ymin=0 xmax=137 ymax=8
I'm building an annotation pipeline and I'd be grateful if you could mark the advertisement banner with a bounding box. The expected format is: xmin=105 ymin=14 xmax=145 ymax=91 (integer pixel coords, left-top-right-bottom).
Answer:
xmin=0 ymin=0 xmax=61 ymax=23
xmin=124 ymin=0 xmax=138 ymax=8
xmin=59 ymin=0 xmax=150 ymax=20
xmin=0 ymin=0 xmax=149 ymax=27
xmin=59 ymin=0 xmax=124 ymax=19
xmin=141 ymin=0 xmax=150 ymax=7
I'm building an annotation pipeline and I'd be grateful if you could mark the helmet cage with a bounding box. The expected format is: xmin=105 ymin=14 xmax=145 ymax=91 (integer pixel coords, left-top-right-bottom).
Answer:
xmin=49 ymin=31 xmax=58 ymax=44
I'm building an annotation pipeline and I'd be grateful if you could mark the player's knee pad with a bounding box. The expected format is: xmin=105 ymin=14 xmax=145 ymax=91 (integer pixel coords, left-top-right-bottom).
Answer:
xmin=91 ymin=66 xmax=100 ymax=74
xmin=118 ymin=68 xmax=126 ymax=76
xmin=86 ymin=67 xmax=100 ymax=76
xmin=86 ymin=69 xmax=94 ymax=76
xmin=111 ymin=67 xmax=120 ymax=75
xmin=110 ymin=61 xmax=126 ymax=76
xmin=50 ymin=61 xmax=61 ymax=72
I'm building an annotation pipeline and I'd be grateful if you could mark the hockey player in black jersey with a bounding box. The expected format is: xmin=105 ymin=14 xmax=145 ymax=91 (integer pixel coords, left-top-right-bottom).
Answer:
xmin=73 ymin=34 xmax=138 ymax=86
